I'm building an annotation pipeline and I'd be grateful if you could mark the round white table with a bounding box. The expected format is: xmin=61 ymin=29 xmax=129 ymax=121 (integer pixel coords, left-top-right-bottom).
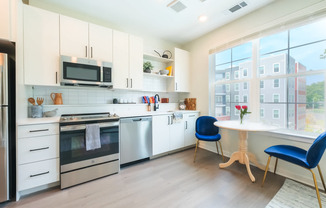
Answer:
xmin=214 ymin=120 xmax=278 ymax=182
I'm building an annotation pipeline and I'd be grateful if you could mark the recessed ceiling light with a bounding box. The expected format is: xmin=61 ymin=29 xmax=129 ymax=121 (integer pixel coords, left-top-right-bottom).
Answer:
xmin=198 ymin=15 xmax=207 ymax=22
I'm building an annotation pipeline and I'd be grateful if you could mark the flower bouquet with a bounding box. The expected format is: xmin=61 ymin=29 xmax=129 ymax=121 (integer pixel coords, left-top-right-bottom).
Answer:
xmin=235 ymin=105 xmax=251 ymax=124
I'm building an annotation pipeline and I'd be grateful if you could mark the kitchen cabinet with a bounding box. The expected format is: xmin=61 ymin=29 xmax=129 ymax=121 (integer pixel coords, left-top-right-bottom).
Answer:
xmin=152 ymin=114 xmax=184 ymax=155
xmin=60 ymin=15 xmax=113 ymax=62
xmin=23 ymin=5 xmax=60 ymax=86
xmin=169 ymin=48 xmax=190 ymax=92
xmin=184 ymin=113 xmax=199 ymax=146
xmin=0 ymin=0 xmax=15 ymax=41
xmin=113 ymin=30 xmax=143 ymax=90
xmin=17 ymin=123 xmax=59 ymax=192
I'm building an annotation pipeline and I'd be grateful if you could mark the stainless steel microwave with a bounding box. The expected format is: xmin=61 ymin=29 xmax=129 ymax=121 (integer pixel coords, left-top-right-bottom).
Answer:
xmin=60 ymin=55 xmax=112 ymax=88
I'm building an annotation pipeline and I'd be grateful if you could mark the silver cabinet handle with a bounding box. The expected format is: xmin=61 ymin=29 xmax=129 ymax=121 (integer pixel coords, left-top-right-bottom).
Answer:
xmin=189 ymin=115 xmax=195 ymax=117
xmin=30 ymin=171 xmax=49 ymax=178
xmin=29 ymin=129 xmax=49 ymax=133
xmin=127 ymin=78 xmax=129 ymax=88
xmin=131 ymin=78 xmax=133 ymax=88
xmin=171 ymin=116 xmax=173 ymax=125
xmin=85 ymin=46 xmax=88 ymax=57
xmin=29 ymin=147 xmax=49 ymax=152
xmin=56 ymin=72 xmax=58 ymax=84
xmin=168 ymin=116 xmax=170 ymax=125
xmin=185 ymin=121 xmax=188 ymax=129
xmin=91 ymin=47 xmax=93 ymax=58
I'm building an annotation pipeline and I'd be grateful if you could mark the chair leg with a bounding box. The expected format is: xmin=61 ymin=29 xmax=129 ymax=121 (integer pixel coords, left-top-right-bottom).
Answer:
xmin=218 ymin=141 xmax=225 ymax=162
xmin=261 ymin=156 xmax=271 ymax=187
xmin=215 ymin=141 xmax=220 ymax=155
xmin=193 ymin=140 xmax=199 ymax=163
xmin=317 ymin=165 xmax=326 ymax=193
xmin=309 ymin=169 xmax=322 ymax=208
xmin=274 ymin=158 xmax=278 ymax=174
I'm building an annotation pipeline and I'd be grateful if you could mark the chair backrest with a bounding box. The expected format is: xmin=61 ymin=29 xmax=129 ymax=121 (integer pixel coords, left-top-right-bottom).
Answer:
xmin=195 ymin=116 xmax=218 ymax=136
xmin=306 ymin=131 xmax=326 ymax=168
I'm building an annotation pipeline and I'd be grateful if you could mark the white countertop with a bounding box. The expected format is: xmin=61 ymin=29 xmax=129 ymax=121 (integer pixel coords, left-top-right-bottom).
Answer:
xmin=17 ymin=110 xmax=200 ymax=125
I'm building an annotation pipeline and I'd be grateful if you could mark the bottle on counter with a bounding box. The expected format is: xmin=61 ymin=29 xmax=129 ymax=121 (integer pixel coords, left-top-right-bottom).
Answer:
xmin=147 ymin=103 xmax=151 ymax=111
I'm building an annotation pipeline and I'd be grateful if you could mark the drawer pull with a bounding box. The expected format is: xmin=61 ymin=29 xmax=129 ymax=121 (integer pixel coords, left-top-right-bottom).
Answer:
xmin=29 ymin=147 xmax=49 ymax=152
xmin=30 ymin=171 xmax=49 ymax=178
xmin=189 ymin=115 xmax=195 ymax=117
xmin=29 ymin=129 xmax=49 ymax=133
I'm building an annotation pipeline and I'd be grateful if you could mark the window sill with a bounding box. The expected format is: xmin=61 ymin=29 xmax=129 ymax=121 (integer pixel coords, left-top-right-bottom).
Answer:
xmin=253 ymin=129 xmax=317 ymax=144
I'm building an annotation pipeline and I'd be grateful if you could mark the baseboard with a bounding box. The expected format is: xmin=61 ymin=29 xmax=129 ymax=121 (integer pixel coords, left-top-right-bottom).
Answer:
xmin=17 ymin=182 xmax=60 ymax=200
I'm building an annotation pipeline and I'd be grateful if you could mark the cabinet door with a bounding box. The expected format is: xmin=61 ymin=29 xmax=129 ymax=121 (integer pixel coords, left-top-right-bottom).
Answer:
xmin=152 ymin=115 xmax=170 ymax=155
xmin=60 ymin=15 xmax=89 ymax=58
xmin=129 ymin=35 xmax=143 ymax=90
xmin=184 ymin=113 xmax=199 ymax=146
xmin=0 ymin=0 xmax=10 ymax=40
xmin=24 ymin=6 xmax=59 ymax=86
xmin=169 ymin=119 xmax=185 ymax=151
xmin=89 ymin=23 xmax=113 ymax=62
xmin=113 ymin=30 xmax=129 ymax=89
xmin=174 ymin=48 xmax=190 ymax=92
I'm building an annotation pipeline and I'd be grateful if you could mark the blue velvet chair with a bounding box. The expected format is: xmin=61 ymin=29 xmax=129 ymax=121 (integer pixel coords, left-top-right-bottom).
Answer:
xmin=193 ymin=116 xmax=224 ymax=163
xmin=262 ymin=131 xmax=326 ymax=208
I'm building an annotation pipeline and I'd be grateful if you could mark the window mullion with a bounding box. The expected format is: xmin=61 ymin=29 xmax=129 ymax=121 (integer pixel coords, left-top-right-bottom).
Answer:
xmin=250 ymin=39 xmax=260 ymax=122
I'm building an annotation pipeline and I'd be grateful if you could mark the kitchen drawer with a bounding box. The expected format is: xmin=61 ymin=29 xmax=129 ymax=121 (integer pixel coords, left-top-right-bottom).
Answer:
xmin=18 ymin=158 xmax=59 ymax=191
xmin=183 ymin=113 xmax=198 ymax=119
xmin=18 ymin=123 xmax=59 ymax=138
xmin=18 ymin=135 xmax=59 ymax=165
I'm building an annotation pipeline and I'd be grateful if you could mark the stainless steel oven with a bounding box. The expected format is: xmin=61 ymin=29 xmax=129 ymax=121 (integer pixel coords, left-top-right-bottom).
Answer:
xmin=59 ymin=113 xmax=119 ymax=189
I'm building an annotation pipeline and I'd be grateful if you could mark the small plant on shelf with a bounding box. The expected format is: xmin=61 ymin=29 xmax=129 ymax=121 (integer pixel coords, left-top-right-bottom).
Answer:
xmin=143 ymin=61 xmax=153 ymax=73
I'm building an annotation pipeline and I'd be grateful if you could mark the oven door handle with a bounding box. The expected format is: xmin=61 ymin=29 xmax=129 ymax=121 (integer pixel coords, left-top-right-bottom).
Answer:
xmin=60 ymin=122 xmax=119 ymax=132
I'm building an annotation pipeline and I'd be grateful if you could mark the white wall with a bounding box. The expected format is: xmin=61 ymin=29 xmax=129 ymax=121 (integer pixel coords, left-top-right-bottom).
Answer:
xmin=182 ymin=0 xmax=326 ymax=187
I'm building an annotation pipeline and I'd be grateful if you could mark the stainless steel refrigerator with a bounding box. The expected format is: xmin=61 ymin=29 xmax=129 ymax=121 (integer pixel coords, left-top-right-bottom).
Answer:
xmin=0 ymin=52 xmax=9 ymax=203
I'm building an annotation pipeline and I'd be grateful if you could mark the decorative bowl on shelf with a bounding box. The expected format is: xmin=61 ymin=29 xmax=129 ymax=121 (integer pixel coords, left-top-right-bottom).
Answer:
xmin=159 ymin=69 xmax=169 ymax=75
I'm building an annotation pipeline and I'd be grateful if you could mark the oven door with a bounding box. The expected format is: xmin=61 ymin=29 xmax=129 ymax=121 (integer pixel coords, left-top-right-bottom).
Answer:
xmin=60 ymin=122 xmax=119 ymax=167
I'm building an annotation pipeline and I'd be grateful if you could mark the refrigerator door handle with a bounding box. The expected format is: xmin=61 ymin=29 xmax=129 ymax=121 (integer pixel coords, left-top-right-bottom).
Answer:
xmin=0 ymin=107 xmax=9 ymax=202
xmin=0 ymin=53 xmax=8 ymax=105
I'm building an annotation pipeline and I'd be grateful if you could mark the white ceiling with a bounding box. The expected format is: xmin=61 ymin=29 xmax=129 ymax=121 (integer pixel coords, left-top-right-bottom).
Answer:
xmin=30 ymin=0 xmax=275 ymax=44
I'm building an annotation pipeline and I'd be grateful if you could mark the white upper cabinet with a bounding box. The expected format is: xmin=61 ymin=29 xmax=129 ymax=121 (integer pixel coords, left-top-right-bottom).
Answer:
xmin=113 ymin=30 xmax=143 ymax=90
xmin=0 ymin=0 xmax=15 ymax=41
xmin=23 ymin=5 xmax=59 ymax=86
xmin=60 ymin=15 xmax=88 ymax=58
xmin=129 ymin=35 xmax=143 ymax=90
xmin=60 ymin=15 xmax=113 ymax=62
xmin=171 ymin=48 xmax=190 ymax=92
xmin=89 ymin=23 xmax=113 ymax=62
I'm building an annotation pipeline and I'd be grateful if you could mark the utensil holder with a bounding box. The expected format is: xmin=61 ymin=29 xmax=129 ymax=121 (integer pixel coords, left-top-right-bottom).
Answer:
xmin=28 ymin=105 xmax=43 ymax=118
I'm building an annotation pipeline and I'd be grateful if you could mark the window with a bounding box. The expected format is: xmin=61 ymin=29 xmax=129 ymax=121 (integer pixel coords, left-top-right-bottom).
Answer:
xmin=273 ymin=63 xmax=280 ymax=73
xmin=226 ymin=95 xmax=230 ymax=103
xmin=243 ymin=68 xmax=248 ymax=77
xmin=235 ymin=95 xmax=239 ymax=102
xmin=273 ymin=109 xmax=280 ymax=119
xmin=259 ymin=66 xmax=265 ymax=75
xmin=226 ymin=84 xmax=230 ymax=92
xmin=260 ymin=80 xmax=264 ymax=89
xmin=260 ymin=108 xmax=265 ymax=118
xmin=225 ymin=72 xmax=230 ymax=80
xmin=243 ymin=95 xmax=248 ymax=103
xmin=226 ymin=107 xmax=230 ymax=115
xmin=234 ymin=108 xmax=240 ymax=115
xmin=234 ymin=83 xmax=239 ymax=91
xmin=274 ymin=79 xmax=280 ymax=88
xmin=273 ymin=94 xmax=280 ymax=103
xmin=243 ymin=82 xmax=248 ymax=90
xmin=217 ymin=96 xmax=222 ymax=103
xmin=234 ymin=71 xmax=239 ymax=79
xmin=260 ymin=94 xmax=265 ymax=103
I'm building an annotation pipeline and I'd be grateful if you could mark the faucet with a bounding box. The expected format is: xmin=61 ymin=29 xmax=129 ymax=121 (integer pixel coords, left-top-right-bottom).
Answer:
xmin=154 ymin=94 xmax=160 ymax=111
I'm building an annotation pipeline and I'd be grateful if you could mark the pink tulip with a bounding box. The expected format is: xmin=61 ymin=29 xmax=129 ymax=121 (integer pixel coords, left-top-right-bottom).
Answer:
xmin=235 ymin=105 xmax=241 ymax=110
xmin=242 ymin=105 xmax=248 ymax=109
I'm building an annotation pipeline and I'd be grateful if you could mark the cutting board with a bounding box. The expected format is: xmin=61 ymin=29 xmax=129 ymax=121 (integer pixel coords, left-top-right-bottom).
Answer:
xmin=184 ymin=98 xmax=196 ymax=110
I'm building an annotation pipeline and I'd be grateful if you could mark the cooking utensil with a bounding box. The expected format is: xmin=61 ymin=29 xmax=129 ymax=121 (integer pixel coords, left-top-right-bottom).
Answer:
xmin=28 ymin=97 xmax=36 ymax=106
xmin=36 ymin=97 xmax=44 ymax=105
xmin=154 ymin=50 xmax=172 ymax=59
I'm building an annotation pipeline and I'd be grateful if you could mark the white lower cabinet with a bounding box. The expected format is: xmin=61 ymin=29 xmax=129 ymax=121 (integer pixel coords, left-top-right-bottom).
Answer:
xmin=17 ymin=123 xmax=59 ymax=192
xmin=184 ymin=113 xmax=199 ymax=146
xmin=152 ymin=113 xmax=198 ymax=156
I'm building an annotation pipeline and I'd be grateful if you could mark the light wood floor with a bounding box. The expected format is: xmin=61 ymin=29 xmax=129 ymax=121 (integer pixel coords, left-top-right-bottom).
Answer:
xmin=4 ymin=148 xmax=285 ymax=208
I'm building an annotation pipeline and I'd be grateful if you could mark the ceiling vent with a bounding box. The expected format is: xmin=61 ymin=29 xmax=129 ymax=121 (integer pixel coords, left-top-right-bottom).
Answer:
xmin=167 ymin=0 xmax=187 ymax=13
xmin=199 ymin=0 xmax=207 ymax=2
xmin=229 ymin=1 xmax=248 ymax=13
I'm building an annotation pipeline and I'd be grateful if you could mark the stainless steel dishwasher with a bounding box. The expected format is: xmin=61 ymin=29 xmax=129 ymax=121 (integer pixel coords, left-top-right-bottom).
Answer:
xmin=120 ymin=116 xmax=152 ymax=165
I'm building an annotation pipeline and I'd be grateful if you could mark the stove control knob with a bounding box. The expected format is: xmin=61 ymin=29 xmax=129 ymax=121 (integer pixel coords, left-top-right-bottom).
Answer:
xmin=113 ymin=113 xmax=118 ymax=117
